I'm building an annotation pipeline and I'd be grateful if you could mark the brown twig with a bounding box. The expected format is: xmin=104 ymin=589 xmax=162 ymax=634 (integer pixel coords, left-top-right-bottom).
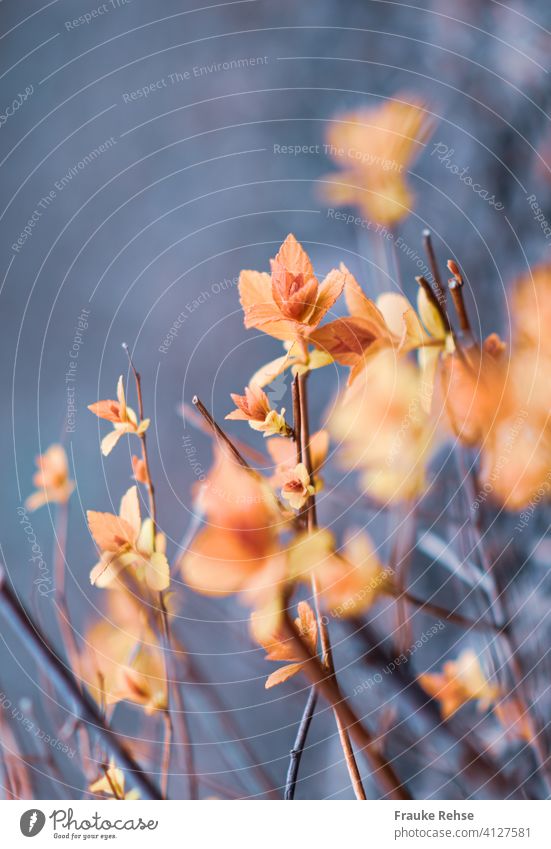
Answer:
xmin=122 ymin=344 xmax=157 ymax=529
xmin=347 ymin=619 xmax=526 ymax=799
xmin=123 ymin=345 xmax=198 ymax=799
xmin=447 ymin=261 xmax=473 ymax=336
xmin=457 ymin=456 xmax=551 ymax=790
xmin=117 ymin=571 xmax=198 ymax=799
xmin=416 ymin=275 xmax=453 ymax=335
xmin=297 ymin=373 xmax=318 ymax=530
xmin=0 ymin=566 xmax=162 ymax=799
xmin=52 ymin=500 xmax=96 ymax=785
xmin=160 ymin=709 xmax=172 ymax=800
xmin=417 ymin=273 xmax=473 ymax=372
xmin=422 ymin=229 xmax=447 ymax=307
xmin=159 ymin=594 xmax=198 ymax=800
xmin=296 ymin=372 xmax=367 ymax=800
xmin=193 ymin=394 xmax=289 ymax=519
xmin=184 ymin=654 xmax=278 ymax=799
xmin=282 ymin=608 xmax=410 ymax=800
xmin=284 ymin=373 xmax=316 ymax=800
xmin=180 ymin=402 xmax=267 ymax=465
xmin=192 ymin=395 xmax=252 ymax=470
xmin=284 ymin=686 xmax=318 ymax=800
xmin=292 ymin=375 xmax=302 ymax=465
xmin=391 ymin=588 xmax=506 ymax=633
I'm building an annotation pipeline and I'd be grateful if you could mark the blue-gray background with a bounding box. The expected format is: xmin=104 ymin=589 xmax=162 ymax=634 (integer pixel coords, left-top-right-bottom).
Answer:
xmin=2 ymin=0 xmax=551 ymax=799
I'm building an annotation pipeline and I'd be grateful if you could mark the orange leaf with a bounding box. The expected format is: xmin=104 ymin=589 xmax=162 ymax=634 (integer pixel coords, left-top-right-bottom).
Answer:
xmin=309 ymin=267 xmax=346 ymax=325
xmin=343 ymin=266 xmax=387 ymax=328
xmin=295 ymin=601 xmax=318 ymax=654
xmin=131 ymin=455 xmax=148 ymax=484
xmin=265 ymin=662 xmax=303 ymax=689
xmin=272 ymin=234 xmax=314 ymax=280
xmin=88 ymin=400 xmax=121 ymax=423
xmin=238 ymin=269 xmax=273 ymax=315
xmin=310 ymin=316 xmax=382 ymax=366
xmin=87 ymin=511 xmax=137 ymax=553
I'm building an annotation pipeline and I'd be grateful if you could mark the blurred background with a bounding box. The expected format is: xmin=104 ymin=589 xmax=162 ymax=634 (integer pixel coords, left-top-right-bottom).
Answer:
xmin=2 ymin=0 xmax=551 ymax=799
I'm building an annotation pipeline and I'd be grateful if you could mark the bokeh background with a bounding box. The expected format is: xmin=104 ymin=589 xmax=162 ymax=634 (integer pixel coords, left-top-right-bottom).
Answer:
xmin=2 ymin=0 xmax=551 ymax=799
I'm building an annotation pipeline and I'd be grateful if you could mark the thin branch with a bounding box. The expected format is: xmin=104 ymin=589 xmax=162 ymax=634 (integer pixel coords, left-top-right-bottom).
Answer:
xmin=123 ymin=346 xmax=197 ymax=800
xmin=297 ymin=373 xmax=317 ymax=529
xmin=119 ymin=571 xmax=198 ymax=800
xmin=159 ymin=593 xmax=198 ymax=800
xmin=282 ymin=608 xmax=410 ymax=800
xmin=347 ymin=619 xmax=525 ymax=799
xmin=457 ymin=455 xmax=551 ymax=790
xmin=393 ymin=588 xmax=506 ymax=633
xmin=185 ymin=654 xmax=278 ymax=799
xmin=284 ymin=373 xmax=317 ymax=800
xmin=122 ymin=343 xmax=156 ymax=530
xmin=416 ymin=275 xmax=453 ymax=335
xmin=0 ymin=566 xmax=162 ymax=800
xmin=297 ymin=372 xmax=366 ymax=801
xmin=284 ymin=687 xmax=318 ymax=800
xmin=180 ymin=402 xmax=266 ymax=465
xmin=192 ymin=394 xmax=289 ymax=517
xmin=124 ymin=345 xmax=177 ymax=797
xmin=422 ymin=229 xmax=447 ymax=307
xmin=160 ymin=709 xmax=172 ymax=800
xmin=192 ymin=395 xmax=252 ymax=470
xmin=292 ymin=374 xmax=302 ymax=465
xmin=447 ymin=261 xmax=473 ymax=337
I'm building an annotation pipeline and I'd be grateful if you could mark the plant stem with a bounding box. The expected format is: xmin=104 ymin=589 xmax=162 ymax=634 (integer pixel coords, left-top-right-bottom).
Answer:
xmin=0 ymin=566 xmax=162 ymax=799
xmin=124 ymin=345 xmax=197 ymax=799
xmin=185 ymin=654 xmax=278 ymax=799
xmin=120 ymin=571 xmax=198 ymax=799
xmin=284 ymin=686 xmax=318 ymax=800
xmin=53 ymin=501 xmax=81 ymax=681
xmin=458 ymin=454 xmax=551 ymax=791
xmin=181 ymin=402 xmax=267 ymax=465
xmin=283 ymin=374 xmax=318 ymax=800
xmin=416 ymin=275 xmax=452 ymax=335
xmin=159 ymin=594 xmax=198 ymax=800
xmin=297 ymin=372 xmax=367 ymax=800
xmin=192 ymin=395 xmax=251 ymax=470
xmin=52 ymin=500 xmax=96 ymax=783
xmin=292 ymin=375 xmax=302 ymax=464
xmin=123 ymin=344 xmax=157 ymax=529
xmin=160 ymin=709 xmax=172 ymax=799
xmin=282 ymin=608 xmax=410 ymax=800
xmin=348 ymin=619 xmax=525 ymax=798
xmin=392 ymin=588 xmax=505 ymax=632
xmin=422 ymin=229 xmax=447 ymax=307
xmin=193 ymin=394 xmax=289 ymax=517
xmin=446 ymin=262 xmax=473 ymax=337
